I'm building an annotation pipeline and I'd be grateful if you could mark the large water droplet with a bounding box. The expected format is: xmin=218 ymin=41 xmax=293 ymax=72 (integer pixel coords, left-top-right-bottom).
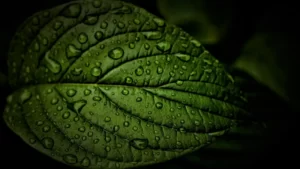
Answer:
xmin=94 ymin=31 xmax=103 ymax=40
xmin=66 ymin=44 xmax=81 ymax=58
xmin=66 ymin=89 xmax=77 ymax=97
xmin=20 ymin=90 xmax=32 ymax=104
xmin=108 ymin=47 xmax=124 ymax=60
xmin=78 ymin=33 xmax=88 ymax=44
xmin=83 ymin=15 xmax=98 ymax=25
xmin=155 ymin=102 xmax=163 ymax=109
xmin=80 ymin=157 xmax=90 ymax=167
xmin=45 ymin=51 xmax=61 ymax=74
xmin=62 ymin=111 xmax=70 ymax=119
xmin=175 ymin=53 xmax=191 ymax=62
xmin=63 ymin=154 xmax=78 ymax=164
xmin=91 ymin=67 xmax=101 ymax=77
xmin=153 ymin=18 xmax=165 ymax=27
xmin=121 ymin=89 xmax=129 ymax=95
xmin=42 ymin=137 xmax=54 ymax=149
xmin=71 ymin=68 xmax=83 ymax=76
xmin=61 ymin=4 xmax=81 ymax=18
xmin=135 ymin=66 xmax=144 ymax=76
xmin=156 ymin=41 xmax=171 ymax=51
xmin=143 ymin=31 xmax=162 ymax=40
xmin=130 ymin=138 xmax=148 ymax=150
xmin=67 ymin=100 xmax=87 ymax=113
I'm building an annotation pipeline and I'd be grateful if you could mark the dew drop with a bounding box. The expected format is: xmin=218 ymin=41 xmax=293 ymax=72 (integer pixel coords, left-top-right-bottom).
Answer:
xmin=125 ymin=77 xmax=133 ymax=84
xmin=155 ymin=102 xmax=163 ymax=109
xmin=62 ymin=111 xmax=70 ymax=119
xmin=104 ymin=116 xmax=111 ymax=122
xmin=66 ymin=44 xmax=81 ymax=58
xmin=61 ymin=4 xmax=81 ymax=18
xmin=71 ymin=68 xmax=83 ymax=76
xmin=78 ymin=127 xmax=86 ymax=132
xmin=123 ymin=121 xmax=130 ymax=127
xmin=80 ymin=157 xmax=91 ymax=167
xmin=121 ymin=89 xmax=129 ymax=95
xmin=66 ymin=89 xmax=77 ymax=97
xmin=63 ymin=154 xmax=78 ymax=164
xmin=113 ymin=125 xmax=120 ymax=132
xmin=45 ymin=51 xmax=61 ymax=74
xmin=91 ymin=67 xmax=101 ymax=77
xmin=108 ymin=47 xmax=124 ymax=60
xmin=42 ymin=137 xmax=54 ymax=149
xmin=84 ymin=89 xmax=91 ymax=96
xmin=130 ymin=138 xmax=148 ymax=150
xmin=143 ymin=31 xmax=162 ymax=40
xmin=153 ymin=18 xmax=165 ymax=27
xmin=43 ymin=126 xmax=51 ymax=132
xmin=156 ymin=41 xmax=171 ymax=51
xmin=157 ymin=67 xmax=163 ymax=74
xmin=128 ymin=42 xmax=135 ymax=49
xmin=20 ymin=90 xmax=32 ymax=104
xmin=92 ymin=0 xmax=102 ymax=8
xmin=136 ymin=97 xmax=142 ymax=102
xmin=94 ymin=31 xmax=103 ymax=40
xmin=175 ymin=53 xmax=191 ymax=62
xmin=78 ymin=33 xmax=88 ymax=44
xmin=135 ymin=66 xmax=144 ymax=76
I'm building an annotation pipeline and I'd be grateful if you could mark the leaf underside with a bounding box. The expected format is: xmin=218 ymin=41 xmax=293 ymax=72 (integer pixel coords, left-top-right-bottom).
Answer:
xmin=3 ymin=0 xmax=249 ymax=168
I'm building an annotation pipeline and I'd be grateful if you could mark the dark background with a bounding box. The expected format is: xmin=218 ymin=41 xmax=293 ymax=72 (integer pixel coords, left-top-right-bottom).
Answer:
xmin=0 ymin=0 xmax=298 ymax=168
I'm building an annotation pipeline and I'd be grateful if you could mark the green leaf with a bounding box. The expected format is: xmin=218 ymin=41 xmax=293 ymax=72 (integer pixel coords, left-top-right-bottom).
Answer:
xmin=3 ymin=0 xmax=249 ymax=168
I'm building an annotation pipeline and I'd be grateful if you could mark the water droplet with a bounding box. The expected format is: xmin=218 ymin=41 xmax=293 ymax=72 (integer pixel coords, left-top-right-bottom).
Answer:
xmin=67 ymin=100 xmax=87 ymax=113
xmin=121 ymin=89 xmax=129 ymax=95
xmin=78 ymin=127 xmax=86 ymax=132
xmin=42 ymin=137 xmax=54 ymax=149
xmin=80 ymin=157 xmax=91 ymax=167
xmin=108 ymin=47 xmax=124 ymax=60
xmin=153 ymin=18 xmax=165 ymax=27
xmin=136 ymin=97 xmax=142 ymax=102
xmin=146 ymin=69 xmax=151 ymax=74
xmin=94 ymin=31 xmax=103 ymax=41
xmin=20 ymin=90 xmax=32 ymax=104
xmin=105 ymin=146 xmax=111 ymax=152
xmin=182 ymin=65 xmax=187 ymax=70
xmin=53 ymin=21 xmax=62 ymax=30
xmin=175 ymin=53 xmax=191 ymax=62
xmin=62 ymin=111 xmax=70 ymax=119
xmin=190 ymin=39 xmax=201 ymax=47
xmin=113 ymin=125 xmax=120 ymax=132
xmin=78 ymin=33 xmax=88 ymax=44
xmin=36 ymin=121 xmax=44 ymax=126
xmin=128 ymin=42 xmax=135 ymax=49
xmin=105 ymin=136 xmax=111 ymax=142
xmin=65 ymin=124 xmax=71 ymax=128
xmin=156 ymin=41 xmax=171 ymax=51
xmin=84 ymin=15 xmax=98 ymax=25
xmin=104 ymin=116 xmax=111 ymax=122
xmin=176 ymin=80 xmax=183 ymax=85
xmin=117 ymin=22 xmax=125 ymax=28
xmin=130 ymin=125 xmax=137 ymax=131
xmin=87 ymin=131 xmax=93 ymax=137
xmin=144 ymin=43 xmax=150 ymax=50
xmin=43 ymin=126 xmax=51 ymax=132
xmin=71 ymin=68 xmax=83 ymax=76
xmin=93 ymin=139 xmax=99 ymax=144
xmin=66 ymin=44 xmax=81 ymax=58
xmin=133 ymin=19 xmax=141 ymax=24
xmin=156 ymin=67 xmax=163 ymax=74
xmin=100 ymin=22 xmax=108 ymax=29
xmin=125 ymin=77 xmax=133 ymax=84
xmin=84 ymin=89 xmax=91 ymax=96
xmin=66 ymin=89 xmax=76 ymax=97
xmin=155 ymin=102 xmax=163 ymax=109
xmin=91 ymin=67 xmax=101 ymax=77
xmin=130 ymin=138 xmax=148 ymax=150
xmin=93 ymin=96 xmax=101 ymax=101
xmin=143 ymin=31 xmax=162 ymax=40
xmin=63 ymin=154 xmax=78 ymax=164
xmin=194 ymin=120 xmax=200 ymax=126
xmin=61 ymin=4 xmax=81 ymax=18
xmin=45 ymin=51 xmax=61 ymax=74
xmin=123 ymin=121 xmax=130 ymax=127
xmin=32 ymin=17 xmax=39 ymax=25
xmin=135 ymin=66 xmax=144 ymax=76
xmin=92 ymin=0 xmax=102 ymax=8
